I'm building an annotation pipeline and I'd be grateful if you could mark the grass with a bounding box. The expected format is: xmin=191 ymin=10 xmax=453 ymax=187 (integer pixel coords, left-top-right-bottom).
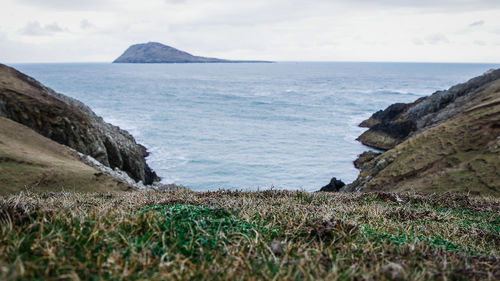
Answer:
xmin=137 ymin=204 xmax=260 ymax=261
xmin=0 ymin=190 xmax=498 ymax=280
xmin=362 ymin=81 xmax=500 ymax=195
xmin=0 ymin=117 xmax=132 ymax=194
xmin=353 ymin=80 xmax=500 ymax=196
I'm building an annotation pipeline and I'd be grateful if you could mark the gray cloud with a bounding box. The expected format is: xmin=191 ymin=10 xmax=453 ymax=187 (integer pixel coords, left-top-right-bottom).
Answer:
xmin=412 ymin=38 xmax=425 ymax=45
xmin=80 ymin=19 xmax=94 ymax=29
xmin=425 ymin=33 xmax=449 ymax=45
xmin=347 ymin=0 xmax=500 ymax=11
xmin=474 ymin=40 xmax=486 ymax=46
xmin=469 ymin=20 xmax=485 ymax=27
xmin=3 ymin=0 xmax=500 ymax=63
xmin=45 ymin=22 xmax=63 ymax=32
xmin=18 ymin=0 xmax=500 ymax=13
xmin=17 ymin=0 xmax=115 ymax=11
xmin=165 ymin=0 xmax=186 ymax=4
xmin=20 ymin=21 xmax=66 ymax=36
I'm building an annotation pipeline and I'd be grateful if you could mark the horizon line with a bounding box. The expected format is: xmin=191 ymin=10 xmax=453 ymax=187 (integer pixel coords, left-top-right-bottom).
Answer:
xmin=5 ymin=60 xmax=500 ymax=65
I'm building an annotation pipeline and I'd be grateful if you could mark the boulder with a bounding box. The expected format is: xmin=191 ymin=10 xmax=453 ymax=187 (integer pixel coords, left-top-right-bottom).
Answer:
xmin=353 ymin=151 xmax=382 ymax=169
xmin=319 ymin=177 xmax=345 ymax=192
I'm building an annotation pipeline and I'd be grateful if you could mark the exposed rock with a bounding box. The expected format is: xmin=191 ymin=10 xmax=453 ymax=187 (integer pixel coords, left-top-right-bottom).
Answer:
xmin=113 ymin=42 xmax=271 ymax=64
xmin=359 ymin=102 xmax=415 ymax=128
xmin=353 ymin=151 xmax=382 ymax=169
xmin=0 ymin=64 xmax=158 ymax=184
xmin=344 ymin=69 xmax=500 ymax=195
xmin=357 ymin=120 xmax=417 ymax=150
xmin=357 ymin=69 xmax=500 ymax=150
xmin=319 ymin=177 xmax=345 ymax=192
xmin=270 ymin=240 xmax=284 ymax=256
xmin=382 ymin=262 xmax=405 ymax=281
xmin=75 ymin=150 xmax=183 ymax=191
xmin=76 ymin=151 xmax=147 ymax=189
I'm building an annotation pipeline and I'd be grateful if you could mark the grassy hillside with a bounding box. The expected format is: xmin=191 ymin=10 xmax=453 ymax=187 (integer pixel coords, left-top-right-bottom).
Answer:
xmin=347 ymin=78 xmax=500 ymax=195
xmin=0 ymin=63 xmax=158 ymax=184
xmin=0 ymin=117 xmax=132 ymax=194
xmin=1 ymin=190 xmax=498 ymax=280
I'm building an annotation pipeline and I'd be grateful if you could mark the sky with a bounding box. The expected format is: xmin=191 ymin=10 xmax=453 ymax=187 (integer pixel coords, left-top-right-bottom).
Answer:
xmin=1 ymin=0 xmax=500 ymax=63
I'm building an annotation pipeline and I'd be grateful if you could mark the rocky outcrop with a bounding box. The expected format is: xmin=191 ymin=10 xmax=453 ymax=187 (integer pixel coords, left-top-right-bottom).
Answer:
xmin=75 ymin=150 xmax=184 ymax=191
xmin=319 ymin=177 xmax=345 ymax=192
xmin=0 ymin=64 xmax=158 ymax=184
xmin=344 ymin=69 xmax=500 ymax=195
xmin=357 ymin=69 xmax=500 ymax=150
xmin=353 ymin=151 xmax=382 ymax=169
xmin=113 ymin=42 xmax=271 ymax=63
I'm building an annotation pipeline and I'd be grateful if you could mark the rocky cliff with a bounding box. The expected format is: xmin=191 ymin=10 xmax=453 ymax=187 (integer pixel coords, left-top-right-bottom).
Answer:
xmin=113 ymin=42 xmax=271 ymax=63
xmin=344 ymin=69 xmax=500 ymax=195
xmin=0 ymin=64 xmax=158 ymax=184
xmin=357 ymin=69 xmax=500 ymax=150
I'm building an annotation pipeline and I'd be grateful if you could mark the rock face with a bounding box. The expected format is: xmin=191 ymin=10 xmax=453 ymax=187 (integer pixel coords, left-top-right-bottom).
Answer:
xmin=0 ymin=64 xmax=158 ymax=184
xmin=357 ymin=69 xmax=500 ymax=150
xmin=319 ymin=177 xmax=345 ymax=192
xmin=353 ymin=151 xmax=381 ymax=169
xmin=113 ymin=42 xmax=271 ymax=63
xmin=344 ymin=69 xmax=500 ymax=195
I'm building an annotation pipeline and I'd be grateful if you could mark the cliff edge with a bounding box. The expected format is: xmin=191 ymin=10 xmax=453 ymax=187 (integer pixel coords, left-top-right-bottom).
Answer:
xmin=357 ymin=69 xmax=500 ymax=150
xmin=0 ymin=64 xmax=159 ymax=185
xmin=344 ymin=69 xmax=500 ymax=195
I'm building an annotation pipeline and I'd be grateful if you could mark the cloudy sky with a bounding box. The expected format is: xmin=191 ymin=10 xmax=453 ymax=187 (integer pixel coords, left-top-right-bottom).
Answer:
xmin=1 ymin=0 xmax=500 ymax=63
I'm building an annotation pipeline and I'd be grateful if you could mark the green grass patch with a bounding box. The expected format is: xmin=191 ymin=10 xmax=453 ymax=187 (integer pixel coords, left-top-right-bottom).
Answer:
xmin=361 ymin=225 xmax=465 ymax=252
xmin=138 ymin=204 xmax=260 ymax=260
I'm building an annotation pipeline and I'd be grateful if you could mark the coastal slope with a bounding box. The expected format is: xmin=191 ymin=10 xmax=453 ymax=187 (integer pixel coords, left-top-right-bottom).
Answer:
xmin=113 ymin=42 xmax=271 ymax=63
xmin=0 ymin=117 xmax=132 ymax=195
xmin=0 ymin=64 xmax=158 ymax=184
xmin=357 ymin=69 xmax=500 ymax=150
xmin=344 ymin=69 xmax=500 ymax=195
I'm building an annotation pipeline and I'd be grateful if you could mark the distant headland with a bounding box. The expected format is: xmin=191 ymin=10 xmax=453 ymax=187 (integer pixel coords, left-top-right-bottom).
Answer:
xmin=113 ymin=42 xmax=272 ymax=63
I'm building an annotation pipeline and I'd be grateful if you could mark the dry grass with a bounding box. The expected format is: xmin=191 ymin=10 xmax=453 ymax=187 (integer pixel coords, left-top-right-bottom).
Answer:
xmin=0 ymin=117 xmax=132 ymax=194
xmin=362 ymin=80 xmax=500 ymax=195
xmin=0 ymin=190 xmax=499 ymax=280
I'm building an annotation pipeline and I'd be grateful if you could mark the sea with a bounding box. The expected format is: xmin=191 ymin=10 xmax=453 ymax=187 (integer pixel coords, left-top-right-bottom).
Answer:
xmin=11 ymin=62 xmax=500 ymax=191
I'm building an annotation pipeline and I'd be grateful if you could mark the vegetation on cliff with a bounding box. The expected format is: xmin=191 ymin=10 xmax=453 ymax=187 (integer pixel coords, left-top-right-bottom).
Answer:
xmin=1 ymin=190 xmax=498 ymax=280
xmin=0 ymin=117 xmax=133 ymax=195
xmin=357 ymin=69 xmax=500 ymax=150
xmin=0 ymin=64 xmax=158 ymax=185
xmin=346 ymin=69 xmax=500 ymax=194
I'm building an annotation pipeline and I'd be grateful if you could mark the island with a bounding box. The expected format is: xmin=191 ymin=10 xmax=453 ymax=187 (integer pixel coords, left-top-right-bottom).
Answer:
xmin=113 ymin=42 xmax=272 ymax=63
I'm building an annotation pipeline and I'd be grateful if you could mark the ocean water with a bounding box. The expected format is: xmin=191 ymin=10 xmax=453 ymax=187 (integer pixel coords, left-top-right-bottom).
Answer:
xmin=11 ymin=62 xmax=500 ymax=191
